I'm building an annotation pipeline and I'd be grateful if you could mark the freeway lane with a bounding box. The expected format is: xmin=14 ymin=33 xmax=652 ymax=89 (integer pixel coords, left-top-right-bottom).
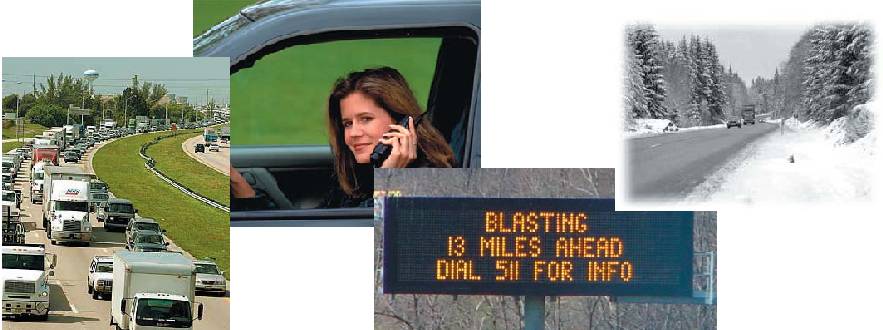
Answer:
xmin=182 ymin=133 xmax=230 ymax=176
xmin=627 ymin=122 xmax=778 ymax=199
xmin=3 ymin=138 xmax=229 ymax=330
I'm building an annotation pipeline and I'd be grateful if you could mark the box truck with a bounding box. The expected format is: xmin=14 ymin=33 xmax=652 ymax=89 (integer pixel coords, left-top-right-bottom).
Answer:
xmin=111 ymin=252 xmax=204 ymax=329
xmin=2 ymin=243 xmax=56 ymax=320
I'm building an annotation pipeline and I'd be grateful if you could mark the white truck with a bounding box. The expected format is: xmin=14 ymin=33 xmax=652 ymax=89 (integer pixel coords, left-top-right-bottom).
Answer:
xmin=45 ymin=179 xmax=92 ymax=245
xmin=111 ymin=252 xmax=204 ymax=330
xmin=2 ymin=243 xmax=56 ymax=320
xmin=42 ymin=165 xmax=95 ymax=229
xmin=31 ymin=161 xmax=46 ymax=203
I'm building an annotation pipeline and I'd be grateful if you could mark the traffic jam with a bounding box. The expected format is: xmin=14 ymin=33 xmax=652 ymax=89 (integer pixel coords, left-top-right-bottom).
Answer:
xmin=3 ymin=124 xmax=227 ymax=329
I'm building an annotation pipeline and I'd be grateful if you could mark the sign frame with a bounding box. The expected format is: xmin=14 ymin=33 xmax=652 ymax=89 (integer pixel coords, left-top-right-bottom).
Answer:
xmin=382 ymin=197 xmax=694 ymax=297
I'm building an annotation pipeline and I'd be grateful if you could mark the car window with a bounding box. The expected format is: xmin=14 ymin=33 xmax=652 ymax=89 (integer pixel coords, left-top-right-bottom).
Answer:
xmin=232 ymin=38 xmax=441 ymax=145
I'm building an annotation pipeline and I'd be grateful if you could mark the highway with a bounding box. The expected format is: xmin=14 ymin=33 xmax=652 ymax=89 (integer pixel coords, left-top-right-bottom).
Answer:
xmin=627 ymin=122 xmax=778 ymax=200
xmin=182 ymin=134 xmax=230 ymax=176
xmin=3 ymin=136 xmax=229 ymax=329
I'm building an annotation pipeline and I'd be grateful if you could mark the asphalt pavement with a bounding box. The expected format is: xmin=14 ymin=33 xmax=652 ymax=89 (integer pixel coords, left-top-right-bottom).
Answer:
xmin=3 ymin=137 xmax=229 ymax=329
xmin=182 ymin=135 xmax=230 ymax=176
xmin=627 ymin=122 xmax=778 ymax=200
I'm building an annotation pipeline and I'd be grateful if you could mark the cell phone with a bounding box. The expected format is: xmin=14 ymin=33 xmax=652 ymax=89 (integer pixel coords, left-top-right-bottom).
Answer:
xmin=370 ymin=115 xmax=410 ymax=168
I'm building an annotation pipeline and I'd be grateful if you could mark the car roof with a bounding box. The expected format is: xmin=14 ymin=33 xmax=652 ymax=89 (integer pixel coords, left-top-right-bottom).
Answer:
xmin=107 ymin=198 xmax=133 ymax=204
xmin=194 ymin=260 xmax=218 ymax=266
xmin=132 ymin=217 xmax=157 ymax=224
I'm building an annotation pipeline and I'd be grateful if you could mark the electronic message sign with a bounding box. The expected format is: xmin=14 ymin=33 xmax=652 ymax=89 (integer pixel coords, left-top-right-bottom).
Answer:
xmin=382 ymin=197 xmax=693 ymax=296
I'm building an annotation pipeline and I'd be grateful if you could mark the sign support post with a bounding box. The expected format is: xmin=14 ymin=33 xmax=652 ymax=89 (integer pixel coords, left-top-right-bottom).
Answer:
xmin=524 ymin=295 xmax=545 ymax=330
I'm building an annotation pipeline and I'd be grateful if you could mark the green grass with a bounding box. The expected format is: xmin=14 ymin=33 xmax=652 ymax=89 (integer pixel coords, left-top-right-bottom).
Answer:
xmin=93 ymin=132 xmax=230 ymax=279
xmin=2 ymin=121 xmax=48 ymax=139
xmin=147 ymin=130 xmax=229 ymax=206
xmin=193 ymin=0 xmax=257 ymax=37
xmin=232 ymin=38 xmax=441 ymax=145
xmin=2 ymin=141 xmax=24 ymax=153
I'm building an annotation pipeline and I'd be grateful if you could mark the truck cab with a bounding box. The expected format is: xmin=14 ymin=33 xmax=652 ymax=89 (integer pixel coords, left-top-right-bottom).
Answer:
xmin=741 ymin=105 xmax=756 ymax=125
xmin=46 ymin=179 xmax=92 ymax=245
xmin=31 ymin=161 xmax=46 ymax=203
xmin=111 ymin=252 xmax=204 ymax=330
xmin=2 ymin=244 xmax=56 ymax=320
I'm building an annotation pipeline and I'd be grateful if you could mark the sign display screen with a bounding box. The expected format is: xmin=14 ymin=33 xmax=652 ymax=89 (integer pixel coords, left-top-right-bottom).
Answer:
xmin=382 ymin=197 xmax=693 ymax=296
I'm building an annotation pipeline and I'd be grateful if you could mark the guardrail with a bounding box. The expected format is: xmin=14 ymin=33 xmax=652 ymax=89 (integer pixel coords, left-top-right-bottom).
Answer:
xmin=138 ymin=133 xmax=230 ymax=213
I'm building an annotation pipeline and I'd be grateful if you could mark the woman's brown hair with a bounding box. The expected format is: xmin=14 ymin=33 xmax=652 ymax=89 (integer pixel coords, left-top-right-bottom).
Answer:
xmin=328 ymin=67 xmax=455 ymax=195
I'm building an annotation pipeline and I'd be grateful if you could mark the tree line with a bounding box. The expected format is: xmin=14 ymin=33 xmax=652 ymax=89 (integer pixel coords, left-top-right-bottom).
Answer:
xmin=626 ymin=23 xmax=873 ymax=128
xmin=2 ymin=74 xmax=204 ymax=128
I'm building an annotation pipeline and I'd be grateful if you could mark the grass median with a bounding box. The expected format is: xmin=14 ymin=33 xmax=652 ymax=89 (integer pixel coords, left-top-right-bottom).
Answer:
xmin=3 ymin=141 xmax=24 ymax=153
xmin=147 ymin=130 xmax=229 ymax=207
xmin=93 ymin=131 xmax=230 ymax=279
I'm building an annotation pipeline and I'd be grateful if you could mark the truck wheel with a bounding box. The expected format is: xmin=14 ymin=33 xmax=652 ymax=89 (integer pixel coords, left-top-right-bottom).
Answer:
xmin=88 ymin=284 xmax=93 ymax=294
xmin=92 ymin=290 xmax=99 ymax=299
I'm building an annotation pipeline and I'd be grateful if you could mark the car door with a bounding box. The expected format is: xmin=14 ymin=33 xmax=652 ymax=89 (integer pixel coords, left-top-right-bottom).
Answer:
xmin=195 ymin=0 xmax=480 ymax=226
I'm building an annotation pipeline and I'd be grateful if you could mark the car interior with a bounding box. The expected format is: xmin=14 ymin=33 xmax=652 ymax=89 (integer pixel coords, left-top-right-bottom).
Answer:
xmin=229 ymin=27 xmax=479 ymax=222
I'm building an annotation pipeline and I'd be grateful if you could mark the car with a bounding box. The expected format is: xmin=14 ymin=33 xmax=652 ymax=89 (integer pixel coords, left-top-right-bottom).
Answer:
xmin=208 ymin=143 xmax=219 ymax=152
xmin=663 ymin=122 xmax=679 ymax=132
xmin=64 ymin=150 xmax=80 ymax=163
xmin=194 ymin=259 xmax=227 ymax=295
xmin=196 ymin=0 xmax=480 ymax=226
xmin=726 ymin=118 xmax=742 ymax=129
xmin=87 ymin=256 xmax=114 ymax=299
xmin=97 ymin=198 xmax=137 ymax=231
xmin=125 ymin=217 xmax=165 ymax=245
xmin=127 ymin=230 xmax=169 ymax=252
xmin=195 ymin=143 xmax=205 ymax=153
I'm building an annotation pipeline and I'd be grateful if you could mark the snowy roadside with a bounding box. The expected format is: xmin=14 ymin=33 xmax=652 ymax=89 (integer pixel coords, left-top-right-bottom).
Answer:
xmin=684 ymin=103 xmax=876 ymax=203
xmin=624 ymin=118 xmax=726 ymax=138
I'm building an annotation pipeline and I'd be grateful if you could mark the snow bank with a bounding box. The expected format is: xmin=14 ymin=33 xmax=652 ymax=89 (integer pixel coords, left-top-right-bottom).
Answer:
xmin=826 ymin=102 xmax=875 ymax=146
xmin=625 ymin=119 xmax=672 ymax=136
xmin=625 ymin=119 xmax=724 ymax=137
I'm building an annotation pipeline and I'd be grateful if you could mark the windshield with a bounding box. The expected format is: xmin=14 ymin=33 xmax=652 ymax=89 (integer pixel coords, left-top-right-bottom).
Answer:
xmin=136 ymin=234 xmax=164 ymax=245
xmin=195 ymin=264 xmax=219 ymax=275
xmin=33 ymin=172 xmax=44 ymax=180
xmin=90 ymin=182 xmax=107 ymax=191
xmin=96 ymin=262 xmax=113 ymax=273
xmin=108 ymin=203 xmax=134 ymax=213
xmin=2 ymin=192 xmax=14 ymax=202
xmin=135 ymin=222 xmax=160 ymax=232
xmin=55 ymin=201 xmax=89 ymax=212
xmin=135 ymin=298 xmax=192 ymax=328
xmin=2 ymin=253 xmax=45 ymax=271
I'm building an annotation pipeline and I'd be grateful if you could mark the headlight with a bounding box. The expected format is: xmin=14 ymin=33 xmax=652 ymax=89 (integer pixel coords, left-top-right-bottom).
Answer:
xmin=40 ymin=291 xmax=48 ymax=297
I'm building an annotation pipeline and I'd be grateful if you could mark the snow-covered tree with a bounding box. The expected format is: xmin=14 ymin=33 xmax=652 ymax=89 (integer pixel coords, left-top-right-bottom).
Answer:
xmin=626 ymin=25 xmax=669 ymax=119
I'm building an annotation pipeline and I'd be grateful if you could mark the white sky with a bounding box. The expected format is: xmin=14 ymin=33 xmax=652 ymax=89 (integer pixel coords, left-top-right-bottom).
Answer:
xmin=657 ymin=25 xmax=808 ymax=85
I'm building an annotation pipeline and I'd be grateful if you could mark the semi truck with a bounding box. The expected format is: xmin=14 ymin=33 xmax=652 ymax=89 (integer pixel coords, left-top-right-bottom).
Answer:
xmin=111 ymin=252 xmax=204 ymax=330
xmin=742 ymin=105 xmax=756 ymax=125
xmin=42 ymin=166 xmax=96 ymax=245
xmin=2 ymin=243 xmax=56 ymax=320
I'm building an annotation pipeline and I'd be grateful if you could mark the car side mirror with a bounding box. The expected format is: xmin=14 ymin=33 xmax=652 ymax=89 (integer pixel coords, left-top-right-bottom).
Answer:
xmin=134 ymin=209 xmax=139 ymax=213
xmin=197 ymin=303 xmax=204 ymax=320
xmin=121 ymin=299 xmax=127 ymax=314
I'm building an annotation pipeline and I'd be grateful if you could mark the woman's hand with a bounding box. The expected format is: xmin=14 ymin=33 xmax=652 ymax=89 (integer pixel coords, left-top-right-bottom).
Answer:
xmin=380 ymin=116 xmax=418 ymax=168
xmin=230 ymin=168 xmax=256 ymax=198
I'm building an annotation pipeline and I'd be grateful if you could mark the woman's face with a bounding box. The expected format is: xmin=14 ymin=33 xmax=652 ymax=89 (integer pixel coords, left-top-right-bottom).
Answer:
xmin=340 ymin=92 xmax=395 ymax=163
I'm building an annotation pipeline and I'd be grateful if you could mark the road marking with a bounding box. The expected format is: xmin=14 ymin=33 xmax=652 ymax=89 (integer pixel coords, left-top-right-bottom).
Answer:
xmin=69 ymin=303 xmax=79 ymax=314
xmin=650 ymin=143 xmax=662 ymax=148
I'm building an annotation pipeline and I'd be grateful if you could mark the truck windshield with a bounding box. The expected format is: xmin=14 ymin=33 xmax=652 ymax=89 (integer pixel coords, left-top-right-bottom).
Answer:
xmin=108 ymin=203 xmax=134 ymax=213
xmin=135 ymin=298 xmax=192 ymax=328
xmin=33 ymin=172 xmax=44 ymax=180
xmin=96 ymin=262 xmax=113 ymax=272
xmin=2 ymin=192 xmax=14 ymax=202
xmin=55 ymin=201 xmax=89 ymax=212
xmin=90 ymin=182 xmax=107 ymax=191
xmin=195 ymin=264 xmax=219 ymax=275
xmin=2 ymin=253 xmax=45 ymax=271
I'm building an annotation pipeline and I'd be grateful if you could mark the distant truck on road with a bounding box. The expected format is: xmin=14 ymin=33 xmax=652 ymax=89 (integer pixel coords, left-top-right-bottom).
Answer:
xmin=2 ymin=243 xmax=56 ymax=321
xmin=742 ymin=105 xmax=756 ymax=125
xmin=42 ymin=166 xmax=96 ymax=245
xmin=111 ymin=252 xmax=204 ymax=330
xmin=32 ymin=144 xmax=59 ymax=167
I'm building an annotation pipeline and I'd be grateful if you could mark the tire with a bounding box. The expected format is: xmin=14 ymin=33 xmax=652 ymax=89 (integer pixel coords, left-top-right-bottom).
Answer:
xmin=92 ymin=290 xmax=99 ymax=300
xmin=88 ymin=283 xmax=93 ymax=294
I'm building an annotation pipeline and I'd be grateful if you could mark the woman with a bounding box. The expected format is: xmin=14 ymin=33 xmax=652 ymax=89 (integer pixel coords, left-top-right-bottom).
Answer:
xmin=232 ymin=66 xmax=454 ymax=209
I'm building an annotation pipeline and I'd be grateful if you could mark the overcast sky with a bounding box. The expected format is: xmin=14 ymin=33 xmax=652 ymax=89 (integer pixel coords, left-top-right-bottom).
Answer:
xmin=2 ymin=57 xmax=229 ymax=104
xmin=657 ymin=25 xmax=808 ymax=85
